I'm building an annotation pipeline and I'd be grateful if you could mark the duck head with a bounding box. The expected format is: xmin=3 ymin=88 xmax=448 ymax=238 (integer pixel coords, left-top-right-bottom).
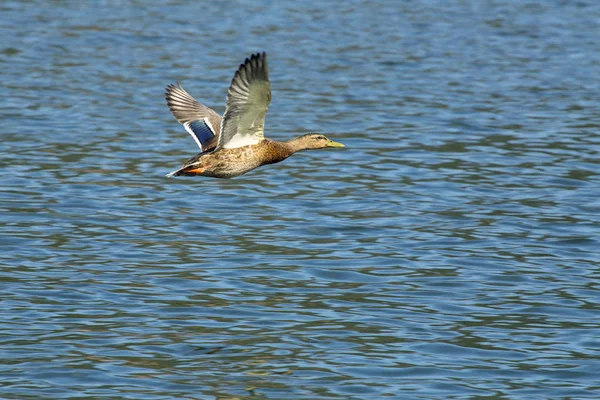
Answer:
xmin=288 ymin=133 xmax=345 ymax=151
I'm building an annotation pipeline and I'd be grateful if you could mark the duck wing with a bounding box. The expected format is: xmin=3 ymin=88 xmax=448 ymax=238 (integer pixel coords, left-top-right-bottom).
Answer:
xmin=216 ymin=52 xmax=271 ymax=150
xmin=165 ymin=83 xmax=221 ymax=152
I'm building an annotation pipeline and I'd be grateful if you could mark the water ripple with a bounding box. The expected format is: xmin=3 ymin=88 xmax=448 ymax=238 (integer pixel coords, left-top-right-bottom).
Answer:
xmin=2 ymin=1 xmax=600 ymax=399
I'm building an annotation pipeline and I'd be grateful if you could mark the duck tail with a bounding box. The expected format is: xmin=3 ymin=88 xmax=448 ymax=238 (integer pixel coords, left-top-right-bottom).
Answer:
xmin=166 ymin=166 xmax=187 ymax=177
xmin=166 ymin=163 xmax=208 ymax=177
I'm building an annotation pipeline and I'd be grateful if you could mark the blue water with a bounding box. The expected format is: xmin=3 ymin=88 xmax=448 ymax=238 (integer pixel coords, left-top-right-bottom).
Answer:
xmin=2 ymin=1 xmax=600 ymax=399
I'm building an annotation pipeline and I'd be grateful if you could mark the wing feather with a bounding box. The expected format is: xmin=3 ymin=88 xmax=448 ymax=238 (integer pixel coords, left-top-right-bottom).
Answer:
xmin=165 ymin=83 xmax=222 ymax=151
xmin=216 ymin=52 xmax=271 ymax=150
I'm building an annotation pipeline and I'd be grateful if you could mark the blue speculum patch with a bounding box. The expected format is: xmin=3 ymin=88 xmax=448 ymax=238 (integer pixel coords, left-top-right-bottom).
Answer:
xmin=188 ymin=119 xmax=215 ymax=148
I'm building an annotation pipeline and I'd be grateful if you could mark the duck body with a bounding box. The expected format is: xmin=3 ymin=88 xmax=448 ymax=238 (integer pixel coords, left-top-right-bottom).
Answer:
xmin=169 ymin=139 xmax=293 ymax=178
xmin=165 ymin=52 xmax=344 ymax=179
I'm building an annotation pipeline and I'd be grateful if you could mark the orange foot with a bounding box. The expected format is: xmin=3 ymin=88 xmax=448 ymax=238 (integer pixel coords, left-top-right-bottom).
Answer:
xmin=185 ymin=165 xmax=210 ymax=175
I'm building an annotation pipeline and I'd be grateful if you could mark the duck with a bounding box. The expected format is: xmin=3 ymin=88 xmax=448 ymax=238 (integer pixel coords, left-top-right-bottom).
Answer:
xmin=165 ymin=52 xmax=344 ymax=178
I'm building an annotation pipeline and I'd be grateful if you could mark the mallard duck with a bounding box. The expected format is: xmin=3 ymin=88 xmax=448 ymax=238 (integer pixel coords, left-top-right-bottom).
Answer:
xmin=165 ymin=52 xmax=344 ymax=178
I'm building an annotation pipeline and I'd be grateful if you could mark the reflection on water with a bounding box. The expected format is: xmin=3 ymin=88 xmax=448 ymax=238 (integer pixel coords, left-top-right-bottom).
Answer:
xmin=2 ymin=0 xmax=600 ymax=398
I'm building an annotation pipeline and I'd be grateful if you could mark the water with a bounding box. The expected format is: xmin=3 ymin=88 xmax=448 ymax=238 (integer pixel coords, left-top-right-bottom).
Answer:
xmin=2 ymin=1 xmax=600 ymax=398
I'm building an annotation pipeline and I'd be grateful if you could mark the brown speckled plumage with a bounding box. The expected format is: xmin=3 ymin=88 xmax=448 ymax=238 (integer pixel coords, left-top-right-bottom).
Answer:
xmin=165 ymin=53 xmax=344 ymax=179
xmin=168 ymin=135 xmax=343 ymax=178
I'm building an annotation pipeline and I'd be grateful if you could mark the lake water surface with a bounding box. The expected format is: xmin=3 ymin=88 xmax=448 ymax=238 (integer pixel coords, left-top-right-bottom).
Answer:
xmin=1 ymin=1 xmax=600 ymax=398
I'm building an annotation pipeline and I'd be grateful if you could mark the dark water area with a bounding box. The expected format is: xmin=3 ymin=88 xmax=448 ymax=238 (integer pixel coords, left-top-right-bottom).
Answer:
xmin=1 ymin=1 xmax=599 ymax=398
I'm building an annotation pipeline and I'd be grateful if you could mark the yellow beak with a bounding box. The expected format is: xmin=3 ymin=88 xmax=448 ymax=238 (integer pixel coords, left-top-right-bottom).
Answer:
xmin=327 ymin=140 xmax=345 ymax=148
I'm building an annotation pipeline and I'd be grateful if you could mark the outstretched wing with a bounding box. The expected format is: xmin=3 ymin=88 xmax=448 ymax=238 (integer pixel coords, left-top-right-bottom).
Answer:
xmin=217 ymin=52 xmax=271 ymax=150
xmin=165 ymin=83 xmax=222 ymax=152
